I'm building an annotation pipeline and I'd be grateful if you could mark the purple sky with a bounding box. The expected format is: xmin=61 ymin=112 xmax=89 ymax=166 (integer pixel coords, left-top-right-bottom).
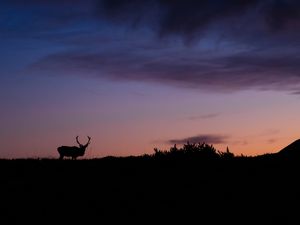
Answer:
xmin=1 ymin=0 xmax=300 ymax=158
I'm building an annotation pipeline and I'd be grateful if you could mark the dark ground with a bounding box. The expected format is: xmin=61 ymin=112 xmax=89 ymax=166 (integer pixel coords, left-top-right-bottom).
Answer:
xmin=1 ymin=153 xmax=300 ymax=225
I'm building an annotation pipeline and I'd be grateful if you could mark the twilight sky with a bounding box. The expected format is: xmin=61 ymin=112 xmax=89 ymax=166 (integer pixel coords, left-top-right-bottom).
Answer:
xmin=1 ymin=0 xmax=300 ymax=158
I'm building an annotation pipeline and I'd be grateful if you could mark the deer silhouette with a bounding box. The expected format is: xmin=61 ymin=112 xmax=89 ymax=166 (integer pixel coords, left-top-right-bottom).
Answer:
xmin=57 ymin=136 xmax=91 ymax=160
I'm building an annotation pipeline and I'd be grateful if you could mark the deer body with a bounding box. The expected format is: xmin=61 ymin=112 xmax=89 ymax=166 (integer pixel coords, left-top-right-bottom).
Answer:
xmin=58 ymin=136 xmax=91 ymax=160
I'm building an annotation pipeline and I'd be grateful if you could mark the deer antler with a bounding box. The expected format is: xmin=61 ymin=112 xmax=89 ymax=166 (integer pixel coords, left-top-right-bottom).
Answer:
xmin=86 ymin=136 xmax=91 ymax=145
xmin=76 ymin=136 xmax=81 ymax=146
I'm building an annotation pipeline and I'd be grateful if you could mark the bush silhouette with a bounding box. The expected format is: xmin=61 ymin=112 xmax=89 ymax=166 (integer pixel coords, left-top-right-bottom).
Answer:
xmin=152 ymin=142 xmax=234 ymax=159
xmin=218 ymin=147 xmax=235 ymax=159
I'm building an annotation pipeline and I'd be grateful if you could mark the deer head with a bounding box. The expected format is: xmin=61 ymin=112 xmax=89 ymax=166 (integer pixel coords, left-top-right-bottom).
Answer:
xmin=76 ymin=136 xmax=91 ymax=149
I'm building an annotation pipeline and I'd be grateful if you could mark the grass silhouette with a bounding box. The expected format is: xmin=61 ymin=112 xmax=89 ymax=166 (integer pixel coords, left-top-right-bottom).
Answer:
xmin=1 ymin=141 xmax=300 ymax=224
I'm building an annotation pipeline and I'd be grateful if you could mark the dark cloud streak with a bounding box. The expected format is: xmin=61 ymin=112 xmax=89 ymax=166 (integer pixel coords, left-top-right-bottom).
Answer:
xmin=168 ymin=134 xmax=228 ymax=145
xmin=29 ymin=48 xmax=300 ymax=93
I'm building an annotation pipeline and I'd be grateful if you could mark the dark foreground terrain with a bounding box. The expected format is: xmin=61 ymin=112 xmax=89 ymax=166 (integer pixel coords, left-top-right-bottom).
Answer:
xmin=1 ymin=141 xmax=300 ymax=225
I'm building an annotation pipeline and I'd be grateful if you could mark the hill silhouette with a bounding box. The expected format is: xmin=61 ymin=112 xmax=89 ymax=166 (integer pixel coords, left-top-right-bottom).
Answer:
xmin=1 ymin=140 xmax=300 ymax=224
xmin=277 ymin=139 xmax=300 ymax=158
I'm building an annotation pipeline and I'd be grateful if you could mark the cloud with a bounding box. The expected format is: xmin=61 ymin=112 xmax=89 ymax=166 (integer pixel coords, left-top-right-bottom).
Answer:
xmin=4 ymin=0 xmax=300 ymax=94
xmin=168 ymin=134 xmax=228 ymax=145
xmin=188 ymin=113 xmax=219 ymax=120
xmin=99 ymin=0 xmax=300 ymax=42
xmin=5 ymin=0 xmax=300 ymax=43
xmin=267 ymin=138 xmax=277 ymax=144
xmin=29 ymin=47 xmax=300 ymax=93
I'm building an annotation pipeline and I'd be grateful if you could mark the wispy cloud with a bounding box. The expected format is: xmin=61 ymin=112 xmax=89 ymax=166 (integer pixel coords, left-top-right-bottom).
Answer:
xmin=168 ymin=134 xmax=228 ymax=145
xmin=267 ymin=138 xmax=277 ymax=144
xmin=188 ymin=113 xmax=219 ymax=120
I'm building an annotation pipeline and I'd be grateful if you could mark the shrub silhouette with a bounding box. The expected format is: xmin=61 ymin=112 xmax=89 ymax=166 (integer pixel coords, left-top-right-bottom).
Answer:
xmin=218 ymin=147 xmax=235 ymax=159
xmin=153 ymin=142 xmax=234 ymax=159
